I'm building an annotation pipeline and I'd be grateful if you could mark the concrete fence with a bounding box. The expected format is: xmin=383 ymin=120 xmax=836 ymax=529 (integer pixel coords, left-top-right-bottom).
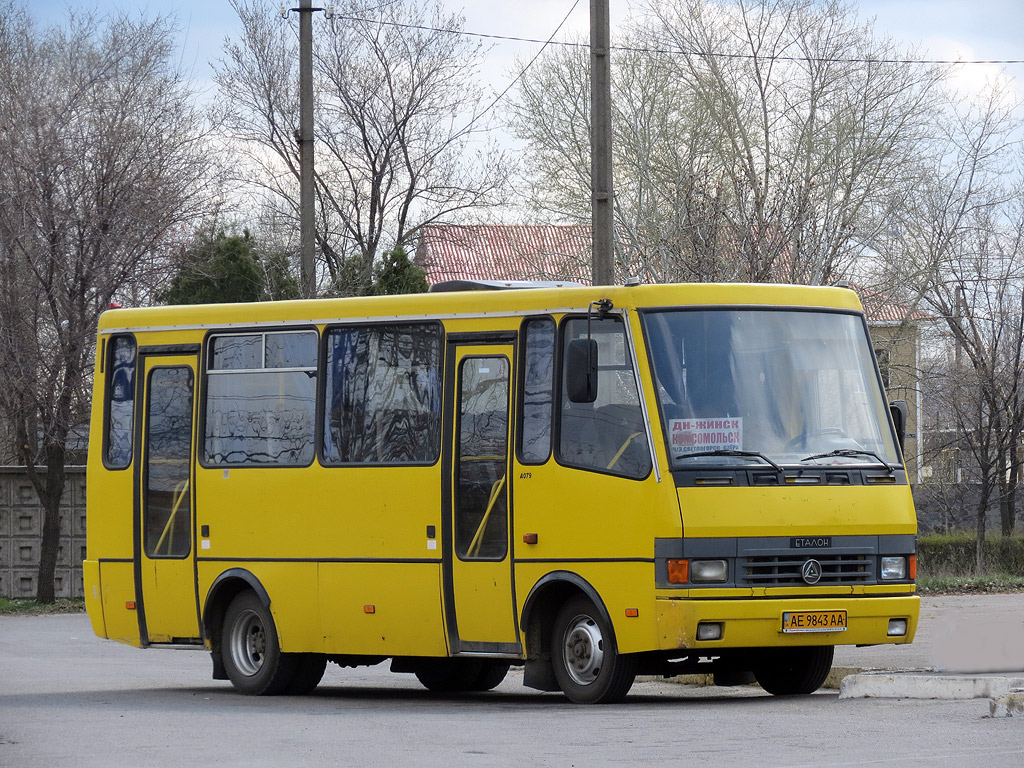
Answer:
xmin=0 ymin=466 xmax=87 ymax=600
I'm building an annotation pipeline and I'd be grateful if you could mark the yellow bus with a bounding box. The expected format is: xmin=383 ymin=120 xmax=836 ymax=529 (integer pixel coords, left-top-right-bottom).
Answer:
xmin=84 ymin=281 xmax=919 ymax=703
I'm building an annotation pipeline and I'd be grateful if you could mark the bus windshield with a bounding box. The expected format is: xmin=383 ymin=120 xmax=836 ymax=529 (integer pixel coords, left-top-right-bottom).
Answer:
xmin=643 ymin=309 xmax=900 ymax=469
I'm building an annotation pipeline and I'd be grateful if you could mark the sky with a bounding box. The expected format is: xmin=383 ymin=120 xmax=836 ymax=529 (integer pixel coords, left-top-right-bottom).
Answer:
xmin=24 ymin=0 xmax=1024 ymax=106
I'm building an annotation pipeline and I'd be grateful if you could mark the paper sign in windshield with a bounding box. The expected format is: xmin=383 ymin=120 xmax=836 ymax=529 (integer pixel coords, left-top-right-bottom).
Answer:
xmin=670 ymin=418 xmax=742 ymax=457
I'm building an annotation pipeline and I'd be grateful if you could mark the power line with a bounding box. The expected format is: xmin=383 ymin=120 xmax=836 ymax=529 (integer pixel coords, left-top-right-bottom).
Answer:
xmin=323 ymin=3 xmax=583 ymax=133
xmin=328 ymin=13 xmax=1024 ymax=67
xmin=465 ymin=0 xmax=583 ymax=130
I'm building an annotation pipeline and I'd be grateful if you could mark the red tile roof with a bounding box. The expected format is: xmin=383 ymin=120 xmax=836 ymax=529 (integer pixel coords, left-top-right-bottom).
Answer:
xmin=853 ymin=284 xmax=932 ymax=324
xmin=415 ymin=224 xmax=591 ymax=284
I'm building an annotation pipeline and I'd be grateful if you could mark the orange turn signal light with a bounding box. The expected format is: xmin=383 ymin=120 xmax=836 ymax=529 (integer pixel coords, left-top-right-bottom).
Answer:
xmin=909 ymin=554 xmax=917 ymax=580
xmin=363 ymin=604 xmax=376 ymax=614
xmin=625 ymin=608 xmax=639 ymax=618
xmin=523 ymin=533 xmax=539 ymax=545
xmin=125 ymin=601 xmax=136 ymax=610
xmin=667 ymin=559 xmax=689 ymax=584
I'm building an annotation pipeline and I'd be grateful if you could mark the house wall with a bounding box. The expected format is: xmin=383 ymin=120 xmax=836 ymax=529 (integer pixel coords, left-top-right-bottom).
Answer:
xmin=0 ymin=467 xmax=86 ymax=600
xmin=868 ymin=323 xmax=920 ymax=482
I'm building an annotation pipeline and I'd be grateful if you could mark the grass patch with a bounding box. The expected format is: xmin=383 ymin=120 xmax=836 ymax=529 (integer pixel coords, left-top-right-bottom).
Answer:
xmin=917 ymin=573 xmax=1024 ymax=595
xmin=0 ymin=598 xmax=86 ymax=615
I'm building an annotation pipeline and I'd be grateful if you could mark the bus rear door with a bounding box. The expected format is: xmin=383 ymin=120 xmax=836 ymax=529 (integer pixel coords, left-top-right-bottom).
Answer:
xmin=134 ymin=347 xmax=201 ymax=645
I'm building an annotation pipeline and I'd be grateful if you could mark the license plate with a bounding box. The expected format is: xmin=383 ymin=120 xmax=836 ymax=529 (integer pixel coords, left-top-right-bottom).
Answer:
xmin=782 ymin=610 xmax=847 ymax=633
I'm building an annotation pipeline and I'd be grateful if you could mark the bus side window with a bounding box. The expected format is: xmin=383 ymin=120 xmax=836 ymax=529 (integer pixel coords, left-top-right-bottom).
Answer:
xmin=520 ymin=317 xmax=555 ymax=464
xmin=322 ymin=323 xmax=443 ymax=465
xmin=204 ymin=330 xmax=317 ymax=466
xmin=558 ymin=316 xmax=651 ymax=479
xmin=105 ymin=335 xmax=136 ymax=469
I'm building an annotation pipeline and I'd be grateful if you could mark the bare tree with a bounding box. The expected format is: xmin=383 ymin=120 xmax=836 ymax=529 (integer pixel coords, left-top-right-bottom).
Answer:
xmin=214 ymin=0 xmax=510 ymax=294
xmin=885 ymin=83 xmax=1024 ymax=568
xmin=0 ymin=4 xmax=212 ymax=601
xmin=509 ymin=30 xmax=734 ymax=282
xmin=919 ymin=253 xmax=1024 ymax=555
xmin=509 ymin=0 xmax=945 ymax=285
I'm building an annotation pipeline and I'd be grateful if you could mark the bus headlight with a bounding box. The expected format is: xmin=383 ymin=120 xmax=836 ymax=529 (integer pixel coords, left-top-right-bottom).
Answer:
xmin=880 ymin=556 xmax=907 ymax=580
xmin=691 ymin=559 xmax=728 ymax=583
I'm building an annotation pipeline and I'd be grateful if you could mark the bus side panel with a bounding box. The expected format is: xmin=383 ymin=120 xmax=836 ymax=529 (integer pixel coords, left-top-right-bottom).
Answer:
xmin=195 ymin=466 xmax=439 ymax=560
xmin=196 ymin=463 xmax=443 ymax=656
xmin=97 ymin=561 xmax=141 ymax=646
xmin=512 ymin=457 xmax=681 ymax=657
xmin=514 ymin=463 xmax=679 ymax=562
xmin=198 ymin=562 xmax=322 ymax=653
xmin=85 ymin=486 xmax=136 ymax=557
xmin=514 ymin=561 xmax=660 ymax=656
xmin=319 ymin=563 xmax=447 ymax=656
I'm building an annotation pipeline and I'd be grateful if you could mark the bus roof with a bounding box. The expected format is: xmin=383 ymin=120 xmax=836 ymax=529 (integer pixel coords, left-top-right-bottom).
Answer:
xmin=96 ymin=282 xmax=864 ymax=334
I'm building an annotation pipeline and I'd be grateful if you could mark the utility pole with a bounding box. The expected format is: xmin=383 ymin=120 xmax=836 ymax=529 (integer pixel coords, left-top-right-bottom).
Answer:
xmin=590 ymin=0 xmax=614 ymax=286
xmin=297 ymin=0 xmax=318 ymax=298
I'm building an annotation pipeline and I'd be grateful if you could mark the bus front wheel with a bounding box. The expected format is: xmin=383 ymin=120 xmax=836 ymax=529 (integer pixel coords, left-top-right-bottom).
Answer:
xmin=752 ymin=645 xmax=834 ymax=696
xmin=551 ymin=595 xmax=637 ymax=704
xmin=286 ymin=654 xmax=327 ymax=695
xmin=222 ymin=591 xmax=301 ymax=695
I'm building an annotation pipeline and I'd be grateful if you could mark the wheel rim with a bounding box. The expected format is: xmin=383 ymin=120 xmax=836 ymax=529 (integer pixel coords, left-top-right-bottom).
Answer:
xmin=561 ymin=613 xmax=604 ymax=686
xmin=229 ymin=608 xmax=267 ymax=677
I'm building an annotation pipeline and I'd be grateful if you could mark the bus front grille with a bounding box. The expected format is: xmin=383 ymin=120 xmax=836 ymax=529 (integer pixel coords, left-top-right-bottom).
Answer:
xmin=741 ymin=554 xmax=873 ymax=586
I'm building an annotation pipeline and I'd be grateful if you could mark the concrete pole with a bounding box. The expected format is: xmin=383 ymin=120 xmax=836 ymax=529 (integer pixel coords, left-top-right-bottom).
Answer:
xmin=298 ymin=0 xmax=316 ymax=298
xmin=590 ymin=0 xmax=614 ymax=286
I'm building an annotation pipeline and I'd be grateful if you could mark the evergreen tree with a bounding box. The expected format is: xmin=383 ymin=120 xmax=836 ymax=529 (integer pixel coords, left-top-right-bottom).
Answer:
xmin=326 ymin=245 xmax=428 ymax=297
xmin=372 ymin=246 xmax=428 ymax=296
xmin=160 ymin=227 xmax=299 ymax=304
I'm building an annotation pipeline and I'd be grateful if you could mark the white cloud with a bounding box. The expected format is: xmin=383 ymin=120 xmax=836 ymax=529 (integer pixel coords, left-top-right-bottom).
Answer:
xmin=918 ymin=36 xmax=1022 ymax=104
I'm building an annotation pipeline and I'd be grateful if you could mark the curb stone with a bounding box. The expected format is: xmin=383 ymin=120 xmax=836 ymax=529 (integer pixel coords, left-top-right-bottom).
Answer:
xmin=648 ymin=668 xmax=1024 ymax=708
xmin=839 ymin=672 xmax=1024 ymax=700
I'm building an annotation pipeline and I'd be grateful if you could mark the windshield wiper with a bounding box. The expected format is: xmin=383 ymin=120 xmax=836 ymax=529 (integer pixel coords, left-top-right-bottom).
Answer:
xmin=800 ymin=449 xmax=894 ymax=474
xmin=678 ymin=449 xmax=782 ymax=472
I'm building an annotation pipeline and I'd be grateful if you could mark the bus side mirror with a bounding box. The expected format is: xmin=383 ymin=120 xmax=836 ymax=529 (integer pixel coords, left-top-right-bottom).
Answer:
xmin=889 ymin=400 xmax=908 ymax=455
xmin=566 ymin=338 xmax=598 ymax=403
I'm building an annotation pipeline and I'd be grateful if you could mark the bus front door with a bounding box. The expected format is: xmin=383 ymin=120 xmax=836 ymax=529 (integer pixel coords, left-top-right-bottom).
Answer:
xmin=134 ymin=349 xmax=201 ymax=645
xmin=443 ymin=342 xmax=520 ymax=654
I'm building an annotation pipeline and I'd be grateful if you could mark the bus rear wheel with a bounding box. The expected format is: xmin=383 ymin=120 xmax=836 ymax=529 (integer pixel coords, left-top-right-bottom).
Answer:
xmin=222 ymin=591 xmax=299 ymax=695
xmin=752 ymin=645 xmax=834 ymax=696
xmin=551 ymin=595 xmax=636 ymax=704
xmin=470 ymin=660 xmax=511 ymax=691
xmin=414 ymin=659 xmax=510 ymax=692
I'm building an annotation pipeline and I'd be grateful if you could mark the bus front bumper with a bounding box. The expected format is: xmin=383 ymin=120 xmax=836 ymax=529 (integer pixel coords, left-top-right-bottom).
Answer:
xmin=654 ymin=594 xmax=920 ymax=650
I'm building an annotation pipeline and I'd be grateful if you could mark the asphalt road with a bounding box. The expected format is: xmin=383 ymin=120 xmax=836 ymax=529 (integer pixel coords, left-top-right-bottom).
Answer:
xmin=2 ymin=596 xmax=1023 ymax=768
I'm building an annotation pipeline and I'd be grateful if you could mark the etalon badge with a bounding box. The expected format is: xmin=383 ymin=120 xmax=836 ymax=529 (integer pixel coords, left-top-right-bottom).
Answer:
xmin=801 ymin=559 xmax=822 ymax=585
